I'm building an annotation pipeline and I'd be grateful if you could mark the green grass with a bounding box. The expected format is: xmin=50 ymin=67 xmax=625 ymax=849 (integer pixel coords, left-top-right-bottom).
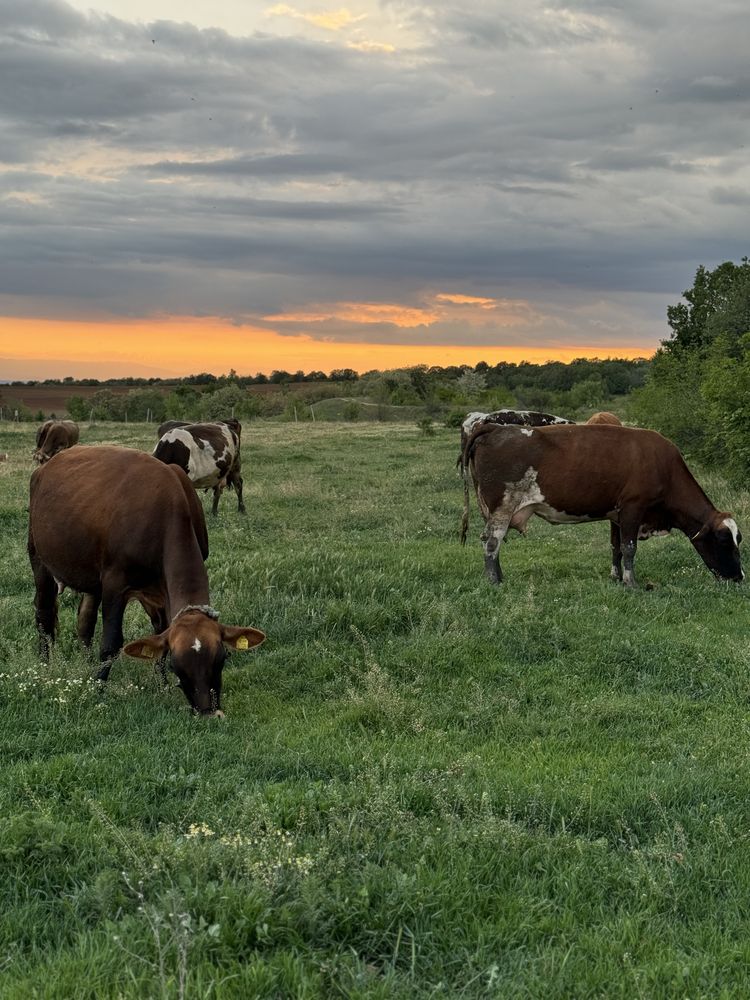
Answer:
xmin=1 ymin=420 xmax=750 ymax=998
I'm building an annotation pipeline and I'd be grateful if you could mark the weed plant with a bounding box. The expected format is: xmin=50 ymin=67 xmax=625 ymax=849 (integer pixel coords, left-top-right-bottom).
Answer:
xmin=1 ymin=421 xmax=749 ymax=997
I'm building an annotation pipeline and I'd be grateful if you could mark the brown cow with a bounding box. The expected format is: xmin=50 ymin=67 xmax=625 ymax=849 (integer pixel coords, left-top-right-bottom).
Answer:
xmin=28 ymin=446 xmax=264 ymax=714
xmin=586 ymin=411 xmax=622 ymax=425
xmin=585 ymin=411 xmax=672 ymax=542
xmin=33 ymin=419 xmax=79 ymax=464
xmin=153 ymin=420 xmax=245 ymax=515
xmin=461 ymin=423 xmax=743 ymax=587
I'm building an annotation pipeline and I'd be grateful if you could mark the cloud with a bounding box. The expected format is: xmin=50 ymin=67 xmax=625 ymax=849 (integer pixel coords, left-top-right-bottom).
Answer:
xmin=435 ymin=293 xmax=497 ymax=308
xmin=265 ymin=4 xmax=367 ymax=32
xmin=264 ymin=302 xmax=440 ymax=326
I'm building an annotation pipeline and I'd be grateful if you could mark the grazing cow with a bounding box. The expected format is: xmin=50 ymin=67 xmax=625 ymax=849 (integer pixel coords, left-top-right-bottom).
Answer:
xmin=156 ymin=418 xmax=241 ymax=439
xmin=458 ymin=410 xmax=575 ymax=531
xmin=460 ymin=408 xmax=574 ymax=454
xmin=582 ymin=411 xmax=670 ymax=541
xmin=153 ymin=420 xmax=245 ymax=515
xmin=460 ymin=423 xmax=743 ymax=587
xmin=587 ymin=411 xmax=622 ymax=425
xmin=33 ymin=419 xmax=79 ymax=464
xmin=28 ymin=446 xmax=265 ymax=714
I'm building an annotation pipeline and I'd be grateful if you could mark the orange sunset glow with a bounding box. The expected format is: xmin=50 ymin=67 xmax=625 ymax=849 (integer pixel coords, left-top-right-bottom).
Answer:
xmin=0 ymin=316 xmax=651 ymax=381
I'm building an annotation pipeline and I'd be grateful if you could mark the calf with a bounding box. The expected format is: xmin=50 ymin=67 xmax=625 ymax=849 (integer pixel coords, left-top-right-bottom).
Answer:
xmin=28 ymin=446 xmax=264 ymax=714
xmin=154 ymin=420 xmax=245 ymax=515
xmin=461 ymin=423 xmax=743 ymax=587
xmin=33 ymin=419 xmax=79 ymax=464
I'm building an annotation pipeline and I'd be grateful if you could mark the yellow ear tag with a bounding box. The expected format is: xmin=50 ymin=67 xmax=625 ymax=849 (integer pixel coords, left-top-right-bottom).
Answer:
xmin=235 ymin=636 xmax=249 ymax=649
xmin=141 ymin=645 xmax=157 ymax=659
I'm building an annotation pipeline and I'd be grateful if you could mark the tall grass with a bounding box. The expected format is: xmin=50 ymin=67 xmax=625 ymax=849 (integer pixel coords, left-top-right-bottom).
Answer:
xmin=1 ymin=420 xmax=749 ymax=998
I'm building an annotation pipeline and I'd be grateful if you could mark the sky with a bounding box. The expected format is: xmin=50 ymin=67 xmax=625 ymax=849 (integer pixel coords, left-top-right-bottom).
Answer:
xmin=1 ymin=0 xmax=748 ymax=379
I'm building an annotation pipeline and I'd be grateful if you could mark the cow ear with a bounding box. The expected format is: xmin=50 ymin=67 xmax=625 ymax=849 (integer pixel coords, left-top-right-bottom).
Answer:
xmin=221 ymin=626 xmax=265 ymax=651
xmin=692 ymin=523 xmax=711 ymax=543
xmin=123 ymin=632 xmax=170 ymax=660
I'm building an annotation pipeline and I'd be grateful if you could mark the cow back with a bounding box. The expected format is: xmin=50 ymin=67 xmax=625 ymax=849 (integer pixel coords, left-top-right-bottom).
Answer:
xmin=586 ymin=411 xmax=622 ymax=426
xmin=29 ymin=446 xmax=208 ymax=594
xmin=467 ymin=423 xmax=686 ymax=519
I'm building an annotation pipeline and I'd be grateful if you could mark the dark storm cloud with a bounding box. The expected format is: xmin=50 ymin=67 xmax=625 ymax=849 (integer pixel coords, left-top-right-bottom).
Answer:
xmin=1 ymin=0 xmax=749 ymax=349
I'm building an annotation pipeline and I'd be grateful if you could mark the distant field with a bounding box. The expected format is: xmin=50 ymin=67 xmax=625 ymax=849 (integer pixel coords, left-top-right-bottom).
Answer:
xmin=0 ymin=380 xmax=332 ymax=416
xmin=1 ymin=421 xmax=749 ymax=997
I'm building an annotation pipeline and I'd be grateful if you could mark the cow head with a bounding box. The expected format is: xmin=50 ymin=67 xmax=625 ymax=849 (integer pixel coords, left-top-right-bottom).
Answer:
xmin=32 ymin=447 xmax=60 ymax=465
xmin=690 ymin=513 xmax=743 ymax=582
xmin=123 ymin=610 xmax=265 ymax=714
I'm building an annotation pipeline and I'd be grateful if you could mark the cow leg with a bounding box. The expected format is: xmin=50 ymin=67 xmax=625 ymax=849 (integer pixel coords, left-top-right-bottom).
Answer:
xmin=619 ymin=512 xmax=644 ymax=588
xmin=142 ymin=601 xmax=169 ymax=685
xmin=30 ymin=554 xmax=58 ymax=661
xmin=610 ymin=523 xmax=623 ymax=582
xmin=211 ymin=484 xmax=223 ymax=516
xmin=97 ymin=587 xmax=128 ymax=682
xmin=481 ymin=517 xmax=509 ymax=585
xmin=77 ymin=591 xmax=101 ymax=647
xmin=233 ymin=473 xmax=246 ymax=514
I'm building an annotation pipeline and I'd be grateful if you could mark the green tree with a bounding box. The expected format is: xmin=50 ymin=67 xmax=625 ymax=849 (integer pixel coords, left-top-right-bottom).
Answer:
xmin=67 ymin=396 xmax=88 ymax=420
xmin=664 ymin=259 xmax=750 ymax=354
xmin=198 ymin=385 xmax=248 ymax=421
xmin=456 ymin=370 xmax=486 ymax=401
xmin=628 ymin=346 xmax=707 ymax=455
xmin=88 ymin=390 xmax=125 ymax=421
xmin=122 ymin=388 xmax=167 ymax=422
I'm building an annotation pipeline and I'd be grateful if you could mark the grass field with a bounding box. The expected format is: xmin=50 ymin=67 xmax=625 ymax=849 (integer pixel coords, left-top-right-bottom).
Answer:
xmin=1 ymin=420 xmax=750 ymax=998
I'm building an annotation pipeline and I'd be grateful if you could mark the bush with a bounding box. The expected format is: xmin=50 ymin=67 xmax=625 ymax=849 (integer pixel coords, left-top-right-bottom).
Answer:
xmin=444 ymin=410 xmax=465 ymax=428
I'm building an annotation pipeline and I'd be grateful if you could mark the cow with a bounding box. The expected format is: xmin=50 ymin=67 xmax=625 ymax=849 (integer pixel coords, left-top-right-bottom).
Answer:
xmin=458 ymin=409 xmax=575 ymax=531
xmin=582 ymin=412 xmax=672 ymax=542
xmin=587 ymin=411 xmax=622 ymax=425
xmin=460 ymin=423 xmax=743 ymax=587
xmin=28 ymin=446 xmax=265 ymax=715
xmin=460 ymin=408 xmax=574 ymax=455
xmin=153 ymin=420 xmax=245 ymax=515
xmin=156 ymin=418 xmax=241 ymax=439
xmin=33 ymin=419 xmax=79 ymax=464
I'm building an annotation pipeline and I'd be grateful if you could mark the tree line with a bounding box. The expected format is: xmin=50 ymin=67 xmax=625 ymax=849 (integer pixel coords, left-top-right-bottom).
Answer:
xmin=630 ymin=257 xmax=750 ymax=482
xmin=45 ymin=357 xmax=649 ymax=425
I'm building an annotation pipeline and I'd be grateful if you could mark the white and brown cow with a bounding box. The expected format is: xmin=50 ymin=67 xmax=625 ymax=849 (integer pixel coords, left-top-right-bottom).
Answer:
xmin=460 ymin=408 xmax=574 ymax=454
xmin=460 ymin=423 xmax=743 ymax=587
xmin=33 ymin=420 xmax=79 ymax=464
xmin=153 ymin=419 xmax=245 ymax=516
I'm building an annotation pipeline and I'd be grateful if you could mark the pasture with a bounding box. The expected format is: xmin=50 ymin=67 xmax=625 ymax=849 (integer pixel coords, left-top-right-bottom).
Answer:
xmin=1 ymin=420 xmax=750 ymax=998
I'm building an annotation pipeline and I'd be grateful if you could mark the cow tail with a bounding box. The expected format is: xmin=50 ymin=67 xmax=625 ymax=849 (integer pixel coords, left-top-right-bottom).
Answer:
xmin=460 ymin=464 xmax=471 ymax=544
xmin=459 ymin=424 xmax=498 ymax=545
